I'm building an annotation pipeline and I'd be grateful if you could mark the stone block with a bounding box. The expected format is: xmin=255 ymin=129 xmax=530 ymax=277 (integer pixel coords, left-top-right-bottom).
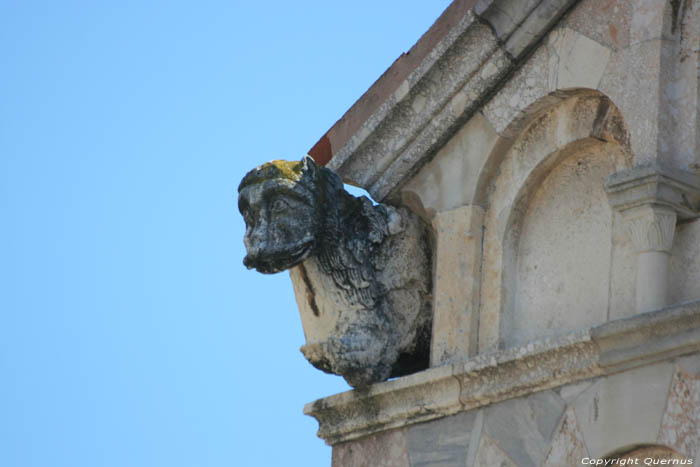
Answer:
xmin=429 ymin=205 xmax=484 ymax=366
xmin=473 ymin=433 xmax=517 ymax=467
xmin=629 ymin=0 xmax=673 ymax=46
xmin=657 ymin=365 xmax=700 ymax=459
xmin=546 ymin=26 xmax=611 ymax=90
xmin=598 ymin=40 xmax=663 ymax=164
xmin=482 ymin=42 xmax=550 ymax=137
xmin=482 ymin=24 xmax=613 ymax=140
xmin=402 ymin=113 xmax=503 ymax=216
xmin=338 ymin=17 xmax=506 ymax=201
xmin=669 ymin=219 xmax=700 ymax=305
xmin=332 ymin=428 xmax=409 ymax=467
xmin=504 ymin=0 xmax=580 ymax=60
xmin=676 ymin=352 xmax=700 ymax=374
xmin=483 ymin=390 xmax=566 ymax=467
xmin=658 ymin=18 xmax=700 ymax=171
xmin=557 ymin=379 xmax=597 ymax=404
xmin=542 ymin=407 xmax=589 ymax=467
xmin=406 ymin=410 xmax=477 ymax=467
xmin=564 ymin=0 xmax=631 ymax=50
xmin=573 ymin=361 xmax=674 ymax=457
xmin=475 ymin=0 xmax=580 ymax=60
xmin=474 ymin=0 xmax=542 ymax=42
xmin=368 ymin=43 xmax=511 ymax=202
xmin=608 ymin=210 xmax=636 ymax=321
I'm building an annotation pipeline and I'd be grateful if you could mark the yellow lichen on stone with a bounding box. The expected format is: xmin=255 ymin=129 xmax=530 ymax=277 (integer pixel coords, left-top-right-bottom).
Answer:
xmin=238 ymin=159 xmax=307 ymax=192
xmin=265 ymin=160 xmax=304 ymax=181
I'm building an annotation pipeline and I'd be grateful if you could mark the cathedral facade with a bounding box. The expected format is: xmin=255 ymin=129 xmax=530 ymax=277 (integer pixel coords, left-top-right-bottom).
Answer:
xmin=299 ymin=0 xmax=700 ymax=464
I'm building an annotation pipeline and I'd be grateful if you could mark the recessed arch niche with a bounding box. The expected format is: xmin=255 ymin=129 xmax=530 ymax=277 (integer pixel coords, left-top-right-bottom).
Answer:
xmin=478 ymin=91 xmax=635 ymax=350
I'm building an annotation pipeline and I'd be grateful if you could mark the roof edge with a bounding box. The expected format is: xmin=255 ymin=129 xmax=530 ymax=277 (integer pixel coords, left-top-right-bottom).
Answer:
xmin=311 ymin=0 xmax=580 ymax=202
xmin=308 ymin=0 xmax=478 ymax=166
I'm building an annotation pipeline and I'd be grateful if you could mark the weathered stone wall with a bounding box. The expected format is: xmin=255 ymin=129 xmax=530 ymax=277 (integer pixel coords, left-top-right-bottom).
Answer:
xmin=670 ymin=220 xmax=700 ymax=303
xmin=509 ymin=145 xmax=627 ymax=347
xmin=400 ymin=0 xmax=700 ymax=357
xmin=299 ymin=0 xmax=700 ymax=465
xmin=331 ymin=353 xmax=700 ymax=466
xmin=405 ymin=93 xmax=641 ymax=355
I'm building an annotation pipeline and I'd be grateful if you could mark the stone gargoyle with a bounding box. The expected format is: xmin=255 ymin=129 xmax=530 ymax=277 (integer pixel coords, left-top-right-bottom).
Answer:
xmin=237 ymin=156 xmax=432 ymax=387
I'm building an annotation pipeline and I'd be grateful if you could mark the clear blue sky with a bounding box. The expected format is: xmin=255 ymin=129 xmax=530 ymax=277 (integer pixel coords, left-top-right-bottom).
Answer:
xmin=1 ymin=2 xmax=451 ymax=466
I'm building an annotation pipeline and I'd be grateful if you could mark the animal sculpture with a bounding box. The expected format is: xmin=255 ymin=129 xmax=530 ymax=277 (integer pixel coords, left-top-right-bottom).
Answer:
xmin=238 ymin=156 xmax=432 ymax=387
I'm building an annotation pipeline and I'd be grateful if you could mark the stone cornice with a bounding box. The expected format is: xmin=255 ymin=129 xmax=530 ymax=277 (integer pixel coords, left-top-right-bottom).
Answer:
xmin=304 ymin=300 xmax=700 ymax=445
xmin=605 ymin=162 xmax=700 ymax=220
xmin=312 ymin=0 xmax=580 ymax=203
xmin=592 ymin=300 xmax=700 ymax=370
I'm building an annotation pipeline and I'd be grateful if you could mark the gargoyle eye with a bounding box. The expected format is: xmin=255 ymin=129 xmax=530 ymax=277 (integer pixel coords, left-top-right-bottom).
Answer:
xmin=271 ymin=198 xmax=290 ymax=213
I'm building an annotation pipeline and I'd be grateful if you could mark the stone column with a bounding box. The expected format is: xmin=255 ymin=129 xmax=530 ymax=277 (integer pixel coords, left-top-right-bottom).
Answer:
xmin=606 ymin=163 xmax=700 ymax=313
xmin=430 ymin=205 xmax=484 ymax=366
xmin=623 ymin=205 xmax=676 ymax=313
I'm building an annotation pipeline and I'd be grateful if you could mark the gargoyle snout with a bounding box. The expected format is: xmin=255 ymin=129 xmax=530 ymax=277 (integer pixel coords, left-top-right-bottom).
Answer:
xmin=243 ymin=222 xmax=268 ymax=269
xmin=242 ymin=243 xmax=266 ymax=270
xmin=242 ymin=252 xmax=257 ymax=270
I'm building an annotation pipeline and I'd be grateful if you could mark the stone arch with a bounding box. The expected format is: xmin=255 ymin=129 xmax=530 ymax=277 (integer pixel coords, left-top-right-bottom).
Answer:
xmin=473 ymin=88 xmax=630 ymax=206
xmin=477 ymin=90 xmax=633 ymax=351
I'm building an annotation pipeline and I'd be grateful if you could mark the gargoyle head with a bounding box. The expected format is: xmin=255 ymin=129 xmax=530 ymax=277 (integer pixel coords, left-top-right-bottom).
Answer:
xmin=238 ymin=156 xmax=329 ymax=274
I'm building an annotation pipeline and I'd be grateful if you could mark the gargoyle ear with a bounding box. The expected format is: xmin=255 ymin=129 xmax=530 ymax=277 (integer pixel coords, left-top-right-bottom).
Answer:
xmin=302 ymin=155 xmax=319 ymax=176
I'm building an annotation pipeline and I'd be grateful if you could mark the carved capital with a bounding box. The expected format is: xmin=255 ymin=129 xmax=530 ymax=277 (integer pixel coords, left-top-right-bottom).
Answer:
xmin=623 ymin=206 xmax=677 ymax=253
xmin=605 ymin=163 xmax=700 ymax=252
xmin=605 ymin=162 xmax=700 ymax=221
xmin=605 ymin=163 xmax=700 ymax=312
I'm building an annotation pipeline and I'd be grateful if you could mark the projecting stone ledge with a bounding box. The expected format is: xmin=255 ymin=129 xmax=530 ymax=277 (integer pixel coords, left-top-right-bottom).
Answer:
xmin=304 ymin=299 xmax=700 ymax=446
